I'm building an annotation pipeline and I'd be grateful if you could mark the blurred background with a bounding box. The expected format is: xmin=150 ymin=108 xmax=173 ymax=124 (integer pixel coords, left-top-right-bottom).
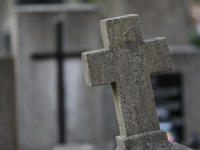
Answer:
xmin=1 ymin=0 xmax=200 ymax=150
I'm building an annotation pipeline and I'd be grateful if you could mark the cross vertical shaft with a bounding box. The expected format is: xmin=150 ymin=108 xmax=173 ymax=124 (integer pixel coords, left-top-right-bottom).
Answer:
xmin=32 ymin=21 xmax=86 ymax=144
xmin=57 ymin=21 xmax=66 ymax=144
xmin=32 ymin=21 xmax=68 ymax=144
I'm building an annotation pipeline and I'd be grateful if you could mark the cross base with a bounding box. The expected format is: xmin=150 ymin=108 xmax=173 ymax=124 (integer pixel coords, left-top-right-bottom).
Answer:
xmin=116 ymin=130 xmax=192 ymax=150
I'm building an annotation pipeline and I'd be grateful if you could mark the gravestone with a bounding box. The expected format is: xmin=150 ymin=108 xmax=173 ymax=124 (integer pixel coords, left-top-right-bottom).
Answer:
xmin=12 ymin=4 xmax=105 ymax=150
xmin=169 ymin=46 xmax=200 ymax=143
xmin=0 ymin=57 xmax=16 ymax=150
xmin=105 ymin=0 xmax=190 ymax=45
xmin=82 ymin=14 xmax=192 ymax=150
xmin=150 ymin=46 xmax=200 ymax=144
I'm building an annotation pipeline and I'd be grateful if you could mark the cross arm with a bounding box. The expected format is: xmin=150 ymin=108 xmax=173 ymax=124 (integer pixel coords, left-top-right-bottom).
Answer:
xmin=141 ymin=37 xmax=172 ymax=74
xmin=82 ymin=49 xmax=117 ymax=87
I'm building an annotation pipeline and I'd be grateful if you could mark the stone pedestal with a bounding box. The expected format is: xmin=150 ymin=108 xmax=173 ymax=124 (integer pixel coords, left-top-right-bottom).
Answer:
xmin=116 ymin=130 xmax=191 ymax=150
xmin=169 ymin=46 xmax=200 ymax=142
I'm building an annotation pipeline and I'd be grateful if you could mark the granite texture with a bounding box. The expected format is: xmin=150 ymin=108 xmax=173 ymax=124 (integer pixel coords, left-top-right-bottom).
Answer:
xmin=82 ymin=14 xmax=192 ymax=149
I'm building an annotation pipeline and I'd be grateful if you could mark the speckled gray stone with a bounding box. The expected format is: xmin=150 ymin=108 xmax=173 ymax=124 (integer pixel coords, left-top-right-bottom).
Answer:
xmin=82 ymin=14 xmax=192 ymax=150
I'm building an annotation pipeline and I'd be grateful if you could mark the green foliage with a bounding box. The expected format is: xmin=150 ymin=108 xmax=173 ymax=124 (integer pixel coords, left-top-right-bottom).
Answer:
xmin=193 ymin=0 xmax=200 ymax=2
xmin=190 ymin=30 xmax=200 ymax=45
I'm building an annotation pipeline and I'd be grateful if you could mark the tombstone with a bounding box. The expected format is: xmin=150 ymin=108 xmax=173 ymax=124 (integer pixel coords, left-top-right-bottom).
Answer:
xmin=0 ymin=57 xmax=16 ymax=150
xmin=12 ymin=4 xmax=108 ymax=150
xmin=105 ymin=0 xmax=191 ymax=45
xmin=82 ymin=14 xmax=192 ymax=149
xmin=168 ymin=46 xmax=200 ymax=143
xmin=149 ymin=46 xmax=200 ymax=144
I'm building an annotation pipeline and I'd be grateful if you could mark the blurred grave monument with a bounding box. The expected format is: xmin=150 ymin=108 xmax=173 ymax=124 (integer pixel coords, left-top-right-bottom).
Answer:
xmin=151 ymin=71 xmax=184 ymax=142
xmin=168 ymin=46 xmax=200 ymax=144
xmin=82 ymin=14 xmax=192 ymax=150
xmin=12 ymin=3 xmax=118 ymax=150
xmin=151 ymin=46 xmax=200 ymax=145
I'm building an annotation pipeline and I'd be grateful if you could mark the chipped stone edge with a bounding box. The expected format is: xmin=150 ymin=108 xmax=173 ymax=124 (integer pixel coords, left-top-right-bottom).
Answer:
xmin=81 ymin=52 xmax=93 ymax=87
xmin=101 ymin=14 xmax=139 ymax=22
xmin=116 ymin=130 xmax=168 ymax=149
xmin=116 ymin=130 xmax=193 ymax=150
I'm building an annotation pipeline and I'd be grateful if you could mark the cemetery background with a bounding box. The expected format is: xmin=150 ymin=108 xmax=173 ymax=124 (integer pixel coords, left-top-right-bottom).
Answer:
xmin=1 ymin=0 xmax=200 ymax=150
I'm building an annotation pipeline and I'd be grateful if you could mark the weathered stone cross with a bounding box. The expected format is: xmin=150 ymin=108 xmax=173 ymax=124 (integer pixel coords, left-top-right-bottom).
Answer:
xmin=82 ymin=14 xmax=192 ymax=150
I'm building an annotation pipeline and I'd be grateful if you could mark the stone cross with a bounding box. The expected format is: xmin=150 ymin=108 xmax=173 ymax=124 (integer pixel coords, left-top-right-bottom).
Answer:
xmin=83 ymin=14 xmax=171 ymax=136
xmin=82 ymin=14 xmax=192 ymax=150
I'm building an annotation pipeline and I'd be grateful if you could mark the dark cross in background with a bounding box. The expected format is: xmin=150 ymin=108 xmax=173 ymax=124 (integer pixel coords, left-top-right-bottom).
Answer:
xmin=32 ymin=21 xmax=83 ymax=143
